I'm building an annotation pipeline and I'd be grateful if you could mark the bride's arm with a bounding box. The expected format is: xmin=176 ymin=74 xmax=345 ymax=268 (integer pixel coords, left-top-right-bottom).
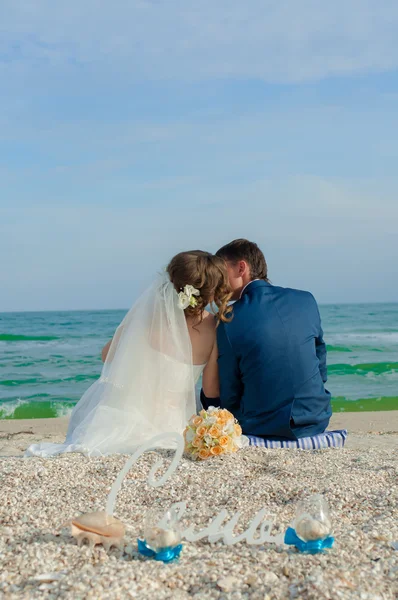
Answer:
xmin=101 ymin=323 xmax=125 ymax=362
xmin=201 ymin=339 xmax=220 ymax=398
xmin=101 ymin=339 xmax=113 ymax=362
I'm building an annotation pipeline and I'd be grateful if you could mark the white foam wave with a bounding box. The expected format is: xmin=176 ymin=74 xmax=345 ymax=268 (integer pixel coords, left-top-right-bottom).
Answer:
xmin=0 ymin=398 xmax=75 ymax=419
xmin=54 ymin=404 xmax=74 ymax=418
xmin=327 ymin=332 xmax=398 ymax=344
xmin=0 ymin=398 xmax=26 ymax=418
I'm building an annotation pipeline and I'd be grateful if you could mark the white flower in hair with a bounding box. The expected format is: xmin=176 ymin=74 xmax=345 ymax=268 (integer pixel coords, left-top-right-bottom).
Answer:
xmin=178 ymin=285 xmax=200 ymax=310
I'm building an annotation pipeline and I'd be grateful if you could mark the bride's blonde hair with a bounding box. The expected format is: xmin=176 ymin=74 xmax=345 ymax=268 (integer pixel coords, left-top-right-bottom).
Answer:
xmin=167 ymin=250 xmax=232 ymax=323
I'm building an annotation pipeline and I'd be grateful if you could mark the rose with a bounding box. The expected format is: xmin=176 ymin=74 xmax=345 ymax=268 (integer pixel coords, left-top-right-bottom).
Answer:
xmin=208 ymin=425 xmax=222 ymax=438
xmin=234 ymin=424 xmax=242 ymax=436
xmin=218 ymin=436 xmax=229 ymax=447
xmin=196 ymin=425 xmax=207 ymax=437
xmin=222 ymin=409 xmax=234 ymax=419
xmin=226 ymin=437 xmax=235 ymax=452
xmin=192 ymin=416 xmax=203 ymax=427
xmin=192 ymin=436 xmax=202 ymax=448
xmin=217 ymin=409 xmax=234 ymax=426
xmin=210 ymin=446 xmax=223 ymax=456
xmin=198 ymin=449 xmax=210 ymax=460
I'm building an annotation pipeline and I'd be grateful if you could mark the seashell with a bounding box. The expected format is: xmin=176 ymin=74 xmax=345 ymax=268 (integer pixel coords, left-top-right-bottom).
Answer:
xmin=295 ymin=516 xmax=331 ymax=542
xmin=217 ymin=576 xmax=240 ymax=592
xmin=143 ymin=507 xmax=182 ymax=552
xmin=294 ymin=494 xmax=332 ymax=542
xmin=145 ymin=526 xmax=181 ymax=551
xmin=66 ymin=511 xmax=125 ymax=550
xmin=33 ymin=572 xmax=65 ymax=583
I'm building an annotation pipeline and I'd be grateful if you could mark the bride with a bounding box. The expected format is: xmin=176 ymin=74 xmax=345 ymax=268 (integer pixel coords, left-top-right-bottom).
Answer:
xmin=26 ymin=251 xmax=232 ymax=457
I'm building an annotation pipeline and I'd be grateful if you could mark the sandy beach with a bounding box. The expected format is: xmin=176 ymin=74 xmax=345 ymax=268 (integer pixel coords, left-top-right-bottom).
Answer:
xmin=1 ymin=413 xmax=397 ymax=599
xmin=1 ymin=411 xmax=397 ymax=457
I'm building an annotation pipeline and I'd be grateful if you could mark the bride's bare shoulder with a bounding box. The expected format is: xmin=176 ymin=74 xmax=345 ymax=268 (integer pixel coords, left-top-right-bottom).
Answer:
xmin=187 ymin=311 xmax=216 ymax=334
xmin=201 ymin=311 xmax=217 ymax=328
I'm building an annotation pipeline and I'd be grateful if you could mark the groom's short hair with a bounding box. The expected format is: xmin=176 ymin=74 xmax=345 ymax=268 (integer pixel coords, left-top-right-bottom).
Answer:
xmin=216 ymin=239 xmax=269 ymax=281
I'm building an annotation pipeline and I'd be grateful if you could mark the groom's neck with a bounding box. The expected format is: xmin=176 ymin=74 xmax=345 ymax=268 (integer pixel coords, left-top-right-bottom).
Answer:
xmin=233 ymin=275 xmax=254 ymax=300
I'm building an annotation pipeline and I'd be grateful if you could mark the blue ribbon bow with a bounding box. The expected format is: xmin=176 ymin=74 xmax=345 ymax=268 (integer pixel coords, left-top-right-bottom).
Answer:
xmin=284 ymin=527 xmax=334 ymax=554
xmin=137 ymin=538 xmax=183 ymax=563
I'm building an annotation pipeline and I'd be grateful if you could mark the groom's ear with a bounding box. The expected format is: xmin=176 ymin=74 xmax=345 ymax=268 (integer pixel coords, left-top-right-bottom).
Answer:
xmin=238 ymin=260 xmax=248 ymax=276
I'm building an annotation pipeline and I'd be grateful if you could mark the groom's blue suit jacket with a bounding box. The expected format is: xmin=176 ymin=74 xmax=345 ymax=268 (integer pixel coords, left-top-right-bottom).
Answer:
xmin=216 ymin=280 xmax=332 ymax=439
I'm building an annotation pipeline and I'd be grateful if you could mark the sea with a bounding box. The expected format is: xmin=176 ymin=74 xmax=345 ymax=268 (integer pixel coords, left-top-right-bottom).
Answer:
xmin=0 ymin=304 xmax=397 ymax=419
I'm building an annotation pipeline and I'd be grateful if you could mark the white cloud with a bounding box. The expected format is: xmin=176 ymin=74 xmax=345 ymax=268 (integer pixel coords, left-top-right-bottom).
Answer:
xmin=1 ymin=0 xmax=398 ymax=83
xmin=1 ymin=1 xmax=397 ymax=309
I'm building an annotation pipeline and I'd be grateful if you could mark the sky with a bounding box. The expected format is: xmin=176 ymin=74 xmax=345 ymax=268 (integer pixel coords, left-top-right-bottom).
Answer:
xmin=1 ymin=1 xmax=398 ymax=311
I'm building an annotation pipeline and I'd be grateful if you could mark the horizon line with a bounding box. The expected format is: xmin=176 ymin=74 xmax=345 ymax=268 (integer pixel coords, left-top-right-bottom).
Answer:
xmin=1 ymin=300 xmax=398 ymax=315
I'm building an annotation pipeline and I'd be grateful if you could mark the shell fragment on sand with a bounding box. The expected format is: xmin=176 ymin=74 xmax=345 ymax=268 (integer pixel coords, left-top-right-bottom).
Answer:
xmin=32 ymin=572 xmax=66 ymax=583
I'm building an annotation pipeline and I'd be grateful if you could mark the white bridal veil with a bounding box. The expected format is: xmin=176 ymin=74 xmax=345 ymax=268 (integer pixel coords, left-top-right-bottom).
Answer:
xmin=26 ymin=274 xmax=197 ymax=457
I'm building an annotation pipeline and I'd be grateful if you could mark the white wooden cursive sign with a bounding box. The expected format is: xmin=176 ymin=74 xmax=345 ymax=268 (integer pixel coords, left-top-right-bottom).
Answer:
xmin=106 ymin=432 xmax=284 ymax=546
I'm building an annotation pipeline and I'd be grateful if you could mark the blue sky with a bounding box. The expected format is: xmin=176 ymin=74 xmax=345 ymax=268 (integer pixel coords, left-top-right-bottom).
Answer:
xmin=1 ymin=1 xmax=398 ymax=311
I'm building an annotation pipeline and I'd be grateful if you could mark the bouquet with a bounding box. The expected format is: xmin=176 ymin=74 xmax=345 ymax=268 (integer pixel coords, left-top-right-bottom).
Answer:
xmin=183 ymin=406 xmax=244 ymax=460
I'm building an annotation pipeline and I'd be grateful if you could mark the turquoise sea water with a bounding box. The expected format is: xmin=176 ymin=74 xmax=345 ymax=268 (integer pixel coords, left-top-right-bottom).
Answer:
xmin=0 ymin=304 xmax=397 ymax=419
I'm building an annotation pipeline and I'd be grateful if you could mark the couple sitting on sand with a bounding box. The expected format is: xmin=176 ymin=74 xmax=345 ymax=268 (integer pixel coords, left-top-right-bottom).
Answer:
xmin=26 ymin=239 xmax=332 ymax=457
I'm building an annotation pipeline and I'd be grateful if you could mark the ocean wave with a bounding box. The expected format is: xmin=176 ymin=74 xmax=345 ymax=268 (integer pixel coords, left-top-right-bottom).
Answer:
xmin=54 ymin=404 xmax=75 ymax=418
xmin=0 ymin=398 xmax=75 ymax=419
xmin=327 ymin=345 xmax=352 ymax=353
xmin=0 ymin=334 xmax=59 ymax=342
xmin=0 ymin=374 xmax=98 ymax=387
xmin=329 ymin=362 xmax=398 ymax=376
xmin=331 ymin=396 xmax=398 ymax=412
xmin=1 ymin=395 xmax=396 ymax=419
xmin=0 ymin=398 xmax=26 ymax=418
xmin=327 ymin=344 xmax=385 ymax=354
xmin=327 ymin=332 xmax=398 ymax=344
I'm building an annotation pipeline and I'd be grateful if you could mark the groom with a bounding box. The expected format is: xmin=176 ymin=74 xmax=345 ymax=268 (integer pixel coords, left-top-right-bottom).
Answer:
xmin=202 ymin=239 xmax=332 ymax=440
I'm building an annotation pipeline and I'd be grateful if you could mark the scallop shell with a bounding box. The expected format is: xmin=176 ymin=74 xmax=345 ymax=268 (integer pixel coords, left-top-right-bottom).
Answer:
xmin=68 ymin=511 xmax=125 ymax=550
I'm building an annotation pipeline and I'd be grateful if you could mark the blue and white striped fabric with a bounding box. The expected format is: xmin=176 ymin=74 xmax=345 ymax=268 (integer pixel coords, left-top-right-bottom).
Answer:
xmin=247 ymin=429 xmax=348 ymax=449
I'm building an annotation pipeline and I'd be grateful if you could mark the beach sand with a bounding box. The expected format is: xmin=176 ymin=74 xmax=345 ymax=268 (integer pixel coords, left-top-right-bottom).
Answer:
xmin=1 ymin=411 xmax=397 ymax=457
xmin=0 ymin=413 xmax=397 ymax=599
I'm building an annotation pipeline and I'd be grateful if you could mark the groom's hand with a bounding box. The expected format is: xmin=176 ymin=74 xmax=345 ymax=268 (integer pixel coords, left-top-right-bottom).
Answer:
xmin=200 ymin=389 xmax=221 ymax=410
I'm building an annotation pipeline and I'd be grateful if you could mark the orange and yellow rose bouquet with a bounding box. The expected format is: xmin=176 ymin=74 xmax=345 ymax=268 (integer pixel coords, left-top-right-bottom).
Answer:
xmin=183 ymin=406 xmax=246 ymax=460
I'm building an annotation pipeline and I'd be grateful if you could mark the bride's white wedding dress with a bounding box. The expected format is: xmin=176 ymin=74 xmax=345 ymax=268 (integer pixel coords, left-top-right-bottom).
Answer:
xmin=26 ymin=275 xmax=202 ymax=457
